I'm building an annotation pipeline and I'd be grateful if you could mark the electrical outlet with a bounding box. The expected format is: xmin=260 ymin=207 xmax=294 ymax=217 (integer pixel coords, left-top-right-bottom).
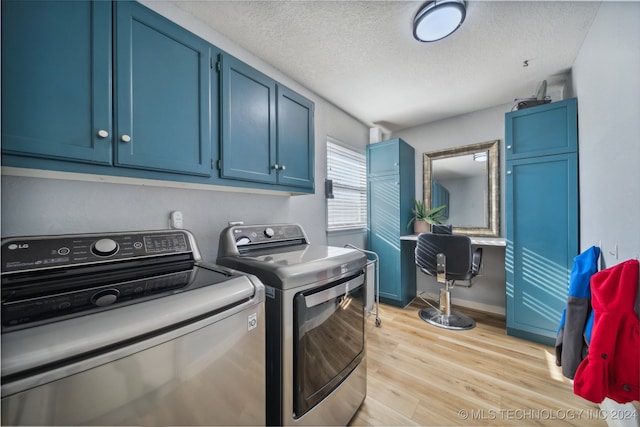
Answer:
xmin=170 ymin=211 xmax=184 ymax=229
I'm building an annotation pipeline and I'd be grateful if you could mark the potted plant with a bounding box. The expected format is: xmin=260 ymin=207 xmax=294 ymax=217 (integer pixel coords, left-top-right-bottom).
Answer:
xmin=407 ymin=199 xmax=448 ymax=234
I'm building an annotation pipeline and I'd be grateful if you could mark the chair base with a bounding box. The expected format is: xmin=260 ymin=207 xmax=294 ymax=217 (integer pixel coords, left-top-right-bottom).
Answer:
xmin=419 ymin=307 xmax=476 ymax=330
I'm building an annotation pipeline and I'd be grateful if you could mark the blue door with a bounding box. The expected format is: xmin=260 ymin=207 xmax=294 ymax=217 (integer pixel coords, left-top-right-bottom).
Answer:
xmin=1 ymin=1 xmax=112 ymax=164
xmin=220 ymin=55 xmax=277 ymax=183
xmin=367 ymin=142 xmax=399 ymax=177
xmin=505 ymin=99 xmax=578 ymax=160
xmin=506 ymin=153 xmax=579 ymax=343
xmin=114 ymin=1 xmax=212 ymax=176
xmin=368 ymin=175 xmax=402 ymax=301
xmin=276 ymin=85 xmax=314 ymax=189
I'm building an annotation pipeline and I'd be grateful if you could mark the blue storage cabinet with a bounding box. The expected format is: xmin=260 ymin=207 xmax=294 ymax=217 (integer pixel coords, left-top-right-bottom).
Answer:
xmin=1 ymin=0 xmax=113 ymax=165
xmin=220 ymin=55 xmax=315 ymax=190
xmin=367 ymin=139 xmax=416 ymax=307
xmin=1 ymin=0 xmax=213 ymax=176
xmin=505 ymin=98 xmax=579 ymax=345
xmin=2 ymin=1 xmax=314 ymax=194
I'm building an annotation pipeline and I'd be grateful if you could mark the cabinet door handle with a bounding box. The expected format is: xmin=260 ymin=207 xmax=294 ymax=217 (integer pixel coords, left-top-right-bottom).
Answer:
xmin=280 ymin=164 xmax=286 ymax=171
xmin=272 ymin=164 xmax=279 ymax=170
xmin=97 ymin=130 xmax=109 ymax=138
xmin=121 ymin=134 xmax=131 ymax=143
xmin=507 ymin=145 xmax=512 ymax=149
xmin=507 ymin=170 xmax=512 ymax=174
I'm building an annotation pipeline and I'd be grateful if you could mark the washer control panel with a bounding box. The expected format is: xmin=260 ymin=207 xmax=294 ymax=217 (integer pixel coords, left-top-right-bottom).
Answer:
xmin=1 ymin=231 xmax=192 ymax=273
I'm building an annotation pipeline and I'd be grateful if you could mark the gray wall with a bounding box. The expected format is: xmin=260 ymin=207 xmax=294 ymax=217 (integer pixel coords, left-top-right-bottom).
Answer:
xmin=571 ymin=1 xmax=640 ymax=418
xmin=571 ymin=1 xmax=640 ymax=267
xmin=0 ymin=1 xmax=369 ymax=262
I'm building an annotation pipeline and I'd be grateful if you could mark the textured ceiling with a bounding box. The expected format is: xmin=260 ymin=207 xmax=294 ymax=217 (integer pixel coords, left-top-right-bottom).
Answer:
xmin=173 ymin=0 xmax=600 ymax=131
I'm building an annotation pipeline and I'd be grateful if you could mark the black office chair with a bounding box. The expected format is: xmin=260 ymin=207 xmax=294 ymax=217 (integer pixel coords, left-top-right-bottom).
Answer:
xmin=415 ymin=233 xmax=483 ymax=330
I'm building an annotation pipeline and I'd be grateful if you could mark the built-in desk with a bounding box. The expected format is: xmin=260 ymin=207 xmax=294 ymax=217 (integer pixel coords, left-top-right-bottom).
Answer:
xmin=400 ymin=234 xmax=507 ymax=315
xmin=400 ymin=234 xmax=506 ymax=247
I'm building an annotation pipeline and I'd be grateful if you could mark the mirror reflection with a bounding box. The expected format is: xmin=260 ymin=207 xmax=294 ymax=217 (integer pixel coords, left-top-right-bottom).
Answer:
xmin=423 ymin=140 xmax=499 ymax=237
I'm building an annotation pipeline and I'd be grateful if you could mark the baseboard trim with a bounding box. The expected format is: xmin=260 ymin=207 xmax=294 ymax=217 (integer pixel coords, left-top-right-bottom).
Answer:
xmin=451 ymin=298 xmax=506 ymax=316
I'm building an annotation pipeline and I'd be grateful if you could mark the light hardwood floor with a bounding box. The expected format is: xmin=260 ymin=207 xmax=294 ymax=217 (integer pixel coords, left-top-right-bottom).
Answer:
xmin=349 ymin=299 xmax=607 ymax=426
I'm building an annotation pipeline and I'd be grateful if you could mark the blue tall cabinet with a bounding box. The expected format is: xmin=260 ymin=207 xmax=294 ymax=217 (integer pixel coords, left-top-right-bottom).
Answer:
xmin=367 ymin=139 xmax=416 ymax=307
xmin=505 ymin=98 xmax=579 ymax=345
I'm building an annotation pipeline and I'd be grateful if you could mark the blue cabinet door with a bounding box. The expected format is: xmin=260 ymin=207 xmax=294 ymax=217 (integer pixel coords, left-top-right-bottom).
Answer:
xmin=505 ymin=100 xmax=579 ymax=345
xmin=1 ymin=0 xmax=112 ymax=164
xmin=367 ymin=142 xmax=399 ymax=177
xmin=505 ymin=98 xmax=577 ymax=161
xmin=220 ymin=55 xmax=277 ymax=184
xmin=114 ymin=1 xmax=212 ymax=176
xmin=369 ymin=175 xmax=403 ymax=302
xmin=276 ymin=85 xmax=314 ymax=189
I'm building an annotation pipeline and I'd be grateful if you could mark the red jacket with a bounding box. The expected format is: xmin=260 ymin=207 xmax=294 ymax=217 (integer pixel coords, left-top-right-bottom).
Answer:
xmin=573 ymin=259 xmax=640 ymax=403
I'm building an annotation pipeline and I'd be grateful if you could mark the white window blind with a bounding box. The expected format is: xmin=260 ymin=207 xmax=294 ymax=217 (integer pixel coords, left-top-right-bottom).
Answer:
xmin=326 ymin=139 xmax=367 ymax=231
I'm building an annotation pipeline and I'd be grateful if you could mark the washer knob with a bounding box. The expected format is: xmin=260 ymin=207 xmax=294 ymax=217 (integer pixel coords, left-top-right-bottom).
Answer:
xmin=92 ymin=238 xmax=119 ymax=257
xmin=264 ymin=227 xmax=275 ymax=238
xmin=91 ymin=289 xmax=119 ymax=307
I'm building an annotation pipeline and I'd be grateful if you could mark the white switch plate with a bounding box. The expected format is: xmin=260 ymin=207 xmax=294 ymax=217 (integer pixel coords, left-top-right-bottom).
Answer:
xmin=170 ymin=211 xmax=183 ymax=229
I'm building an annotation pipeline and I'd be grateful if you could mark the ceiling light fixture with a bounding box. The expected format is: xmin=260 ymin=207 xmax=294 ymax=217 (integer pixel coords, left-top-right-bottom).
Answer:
xmin=413 ymin=0 xmax=466 ymax=42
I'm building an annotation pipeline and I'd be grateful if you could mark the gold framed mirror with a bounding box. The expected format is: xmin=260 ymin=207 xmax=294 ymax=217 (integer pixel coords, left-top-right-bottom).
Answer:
xmin=423 ymin=140 xmax=500 ymax=237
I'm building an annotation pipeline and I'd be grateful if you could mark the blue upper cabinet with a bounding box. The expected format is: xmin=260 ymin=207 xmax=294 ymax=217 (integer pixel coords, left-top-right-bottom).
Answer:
xmin=276 ymin=85 xmax=315 ymax=189
xmin=505 ymin=98 xmax=578 ymax=161
xmin=2 ymin=0 xmax=212 ymax=176
xmin=1 ymin=0 xmax=112 ymax=164
xmin=114 ymin=1 xmax=212 ymax=176
xmin=220 ymin=55 xmax=277 ymax=184
xmin=220 ymin=56 xmax=315 ymax=190
xmin=2 ymin=1 xmax=313 ymax=194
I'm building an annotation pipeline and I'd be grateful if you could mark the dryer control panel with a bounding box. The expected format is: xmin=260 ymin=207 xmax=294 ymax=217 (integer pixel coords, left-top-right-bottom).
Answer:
xmin=218 ymin=223 xmax=309 ymax=256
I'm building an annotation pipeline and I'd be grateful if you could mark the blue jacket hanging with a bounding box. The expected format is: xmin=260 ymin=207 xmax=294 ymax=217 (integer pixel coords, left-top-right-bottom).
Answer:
xmin=555 ymin=245 xmax=600 ymax=379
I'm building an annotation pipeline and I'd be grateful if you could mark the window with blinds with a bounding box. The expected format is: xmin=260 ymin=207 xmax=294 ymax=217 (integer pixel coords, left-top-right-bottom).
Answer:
xmin=326 ymin=138 xmax=367 ymax=231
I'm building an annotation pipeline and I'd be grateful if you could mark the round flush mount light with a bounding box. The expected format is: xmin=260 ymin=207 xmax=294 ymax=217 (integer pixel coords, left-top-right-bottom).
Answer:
xmin=413 ymin=0 xmax=466 ymax=42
